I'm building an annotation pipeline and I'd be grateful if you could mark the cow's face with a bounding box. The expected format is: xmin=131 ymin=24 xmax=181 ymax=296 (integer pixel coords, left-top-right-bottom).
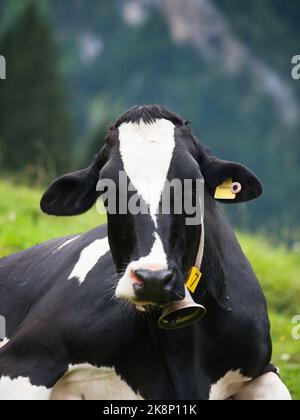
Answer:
xmin=101 ymin=117 xmax=205 ymax=306
xmin=41 ymin=105 xmax=262 ymax=308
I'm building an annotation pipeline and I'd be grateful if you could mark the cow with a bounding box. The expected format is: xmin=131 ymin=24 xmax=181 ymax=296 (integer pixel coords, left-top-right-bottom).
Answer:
xmin=0 ymin=105 xmax=291 ymax=400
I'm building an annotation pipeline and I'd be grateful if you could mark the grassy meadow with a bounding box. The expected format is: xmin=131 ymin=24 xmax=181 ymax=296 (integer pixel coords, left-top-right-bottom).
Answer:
xmin=0 ymin=180 xmax=299 ymax=399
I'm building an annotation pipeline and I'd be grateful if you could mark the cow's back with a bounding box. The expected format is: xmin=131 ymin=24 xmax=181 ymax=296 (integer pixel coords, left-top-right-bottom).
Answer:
xmin=0 ymin=225 xmax=109 ymax=338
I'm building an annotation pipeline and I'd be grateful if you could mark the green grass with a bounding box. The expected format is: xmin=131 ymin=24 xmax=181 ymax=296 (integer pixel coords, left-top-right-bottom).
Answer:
xmin=0 ymin=180 xmax=106 ymax=256
xmin=0 ymin=180 xmax=299 ymax=399
xmin=238 ymin=233 xmax=300 ymax=399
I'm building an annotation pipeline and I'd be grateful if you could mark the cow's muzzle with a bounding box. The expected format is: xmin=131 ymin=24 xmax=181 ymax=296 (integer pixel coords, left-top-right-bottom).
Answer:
xmin=133 ymin=269 xmax=184 ymax=305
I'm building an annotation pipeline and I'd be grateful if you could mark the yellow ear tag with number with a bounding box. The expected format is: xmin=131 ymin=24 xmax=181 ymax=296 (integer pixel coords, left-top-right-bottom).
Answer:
xmin=186 ymin=267 xmax=202 ymax=294
xmin=214 ymin=178 xmax=236 ymax=200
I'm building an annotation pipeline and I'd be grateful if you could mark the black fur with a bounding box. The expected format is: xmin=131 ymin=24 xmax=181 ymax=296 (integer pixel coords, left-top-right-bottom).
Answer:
xmin=115 ymin=104 xmax=185 ymax=127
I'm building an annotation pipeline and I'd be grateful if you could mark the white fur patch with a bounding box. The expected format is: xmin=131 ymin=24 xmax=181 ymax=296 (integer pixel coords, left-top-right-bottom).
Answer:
xmin=0 ymin=338 xmax=9 ymax=349
xmin=115 ymin=233 xmax=167 ymax=301
xmin=209 ymin=370 xmax=252 ymax=400
xmin=118 ymin=119 xmax=176 ymax=224
xmin=50 ymin=365 xmax=143 ymax=401
xmin=234 ymin=372 xmax=292 ymax=401
xmin=0 ymin=376 xmax=51 ymax=400
xmin=68 ymin=238 xmax=110 ymax=284
xmin=54 ymin=236 xmax=81 ymax=252
xmin=116 ymin=119 xmax=173 ymax=303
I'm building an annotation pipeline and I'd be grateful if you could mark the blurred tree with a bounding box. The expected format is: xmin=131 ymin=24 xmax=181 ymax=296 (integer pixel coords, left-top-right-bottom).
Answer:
xmin=79 ymin=122 xmax=109 ymax=168
xmin=0 ymin=1 xmax=73 ymax=181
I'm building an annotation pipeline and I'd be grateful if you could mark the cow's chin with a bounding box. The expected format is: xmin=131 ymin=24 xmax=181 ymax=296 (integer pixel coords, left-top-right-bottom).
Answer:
xmin=115 ymin=283 xmax=156 ymax=312
xmin=115 ymin=277 xmax=165 ymax=311
xmin=118 ymin=297 xmax=157 ymax=312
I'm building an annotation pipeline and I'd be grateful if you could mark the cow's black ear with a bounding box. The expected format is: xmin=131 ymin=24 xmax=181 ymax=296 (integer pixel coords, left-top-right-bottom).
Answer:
xmin=41 ymin=166 xmax=99 ymax=216
xmin=201 ymin=159 xmax=263 ymax=203
xmin=41 ymin=148 xmax=107 ymax=216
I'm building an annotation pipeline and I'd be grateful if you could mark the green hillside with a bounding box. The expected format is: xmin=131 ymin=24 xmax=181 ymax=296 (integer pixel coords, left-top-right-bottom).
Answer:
xmin=0 ymin=180 xmax=299 ymax=399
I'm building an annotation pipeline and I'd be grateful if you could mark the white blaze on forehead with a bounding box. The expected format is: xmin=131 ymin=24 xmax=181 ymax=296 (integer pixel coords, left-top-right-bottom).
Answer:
xmin=68 ymin=237 xmax=110 ymax=284
xmin=118 ymin=119 xmax=176 ymax=222
xmin=115 ymin=233 xmax=167 ymax=301
xmin=0 ymin=376 xmax=51 ymax=400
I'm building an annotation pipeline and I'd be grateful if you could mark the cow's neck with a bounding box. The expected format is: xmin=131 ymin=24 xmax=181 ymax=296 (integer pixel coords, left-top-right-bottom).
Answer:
xmin=198 ymin=198 xmax=234 ymax=313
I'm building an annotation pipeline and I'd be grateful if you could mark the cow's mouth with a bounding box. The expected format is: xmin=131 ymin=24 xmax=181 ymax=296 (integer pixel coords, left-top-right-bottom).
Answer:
xmin=132 ymin=281 xmax=183 ymax=306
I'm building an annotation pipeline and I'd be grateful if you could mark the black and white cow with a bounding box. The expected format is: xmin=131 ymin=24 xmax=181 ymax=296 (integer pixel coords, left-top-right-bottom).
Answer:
xmin=0 ymin=105 xmax=291 ymax=400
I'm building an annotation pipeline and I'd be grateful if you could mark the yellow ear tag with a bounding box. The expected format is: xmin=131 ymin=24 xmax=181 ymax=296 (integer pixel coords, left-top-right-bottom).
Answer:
xmin=186 ymin=267 xmax=202 ymax=294
xmin=214 ymin=178 xmax=236 ymax=200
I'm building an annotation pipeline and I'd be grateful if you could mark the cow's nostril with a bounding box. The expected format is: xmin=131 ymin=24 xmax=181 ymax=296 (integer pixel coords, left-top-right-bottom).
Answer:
xmin=132 ymin=270 xmax=144 ymax=286
xmin=134 ymin=270 xmax=146 ymax=284
xmin=132 ymin=282 xmax=144 ymax=293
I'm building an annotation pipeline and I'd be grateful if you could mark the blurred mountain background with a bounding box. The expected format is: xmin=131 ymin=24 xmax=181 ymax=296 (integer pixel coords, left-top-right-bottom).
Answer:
xmin=0 ymin=0 xmax=300 ymax=242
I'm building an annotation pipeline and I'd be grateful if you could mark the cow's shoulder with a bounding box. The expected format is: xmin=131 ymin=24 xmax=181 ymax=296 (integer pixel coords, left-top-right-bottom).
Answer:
xmin=0 ymin=224 xmax=111 ymax=337
xmin=0 ymin=224 xmax=108 ymax=282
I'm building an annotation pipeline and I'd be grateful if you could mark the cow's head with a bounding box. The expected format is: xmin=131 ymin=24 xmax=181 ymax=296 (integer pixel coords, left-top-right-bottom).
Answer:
xmin=41 ymin=105 xmax=262 ymax=308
